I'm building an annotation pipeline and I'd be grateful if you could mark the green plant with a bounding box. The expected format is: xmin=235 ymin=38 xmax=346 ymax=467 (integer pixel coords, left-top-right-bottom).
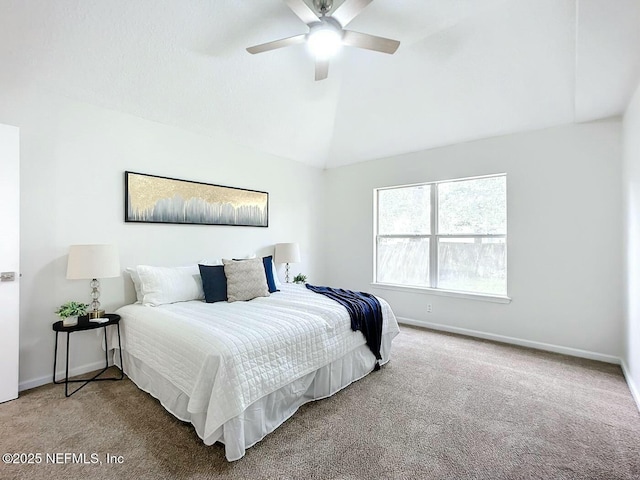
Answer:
xmin=293 ymin=273 xmax=307 ymax=284
xmin=55 ymin=301 xmax=88 ymax=319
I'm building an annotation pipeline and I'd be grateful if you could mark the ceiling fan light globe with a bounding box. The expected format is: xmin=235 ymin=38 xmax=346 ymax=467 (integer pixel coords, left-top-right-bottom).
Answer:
xmin=308 ymin=28 xmax=342 ymax=58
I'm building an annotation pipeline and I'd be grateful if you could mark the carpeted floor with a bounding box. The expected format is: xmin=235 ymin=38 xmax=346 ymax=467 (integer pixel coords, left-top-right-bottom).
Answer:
xmin=1 ymin=325 xmax=639 ymax=480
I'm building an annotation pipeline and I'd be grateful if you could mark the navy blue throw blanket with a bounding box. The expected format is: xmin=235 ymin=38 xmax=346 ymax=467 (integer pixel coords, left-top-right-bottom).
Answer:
xmin=305 ymin=284 xmax=383 ymax=370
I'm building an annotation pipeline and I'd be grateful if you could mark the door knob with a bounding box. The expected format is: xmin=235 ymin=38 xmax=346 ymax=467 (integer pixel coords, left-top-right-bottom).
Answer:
xmin=1 ymin=272 xmax=16 ymax=282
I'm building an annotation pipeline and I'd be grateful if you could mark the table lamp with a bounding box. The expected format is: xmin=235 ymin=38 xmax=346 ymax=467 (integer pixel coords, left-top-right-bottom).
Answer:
xmin=66 ymin=244 xmax=120 ymax=320
xmin=274 ymin=243 xmax=300 ymax=283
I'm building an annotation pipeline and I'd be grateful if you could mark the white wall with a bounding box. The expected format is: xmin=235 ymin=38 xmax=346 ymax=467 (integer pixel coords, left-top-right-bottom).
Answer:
xmin=0 ymin=82 xmax=627 ymax=391
xmin=623 ymin=83 xmax=640 ymax=407
xmin=323 ymin=120 xmax=623 ymax=359
xmin=0 ymin=87 xmax=324 ymax=390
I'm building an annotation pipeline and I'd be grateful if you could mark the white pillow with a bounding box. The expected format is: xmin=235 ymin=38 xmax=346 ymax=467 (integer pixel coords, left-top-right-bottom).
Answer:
xmin=125 ymin=267 xmax=143 ymax=304
xmin=232 ymin=254 xmax=257 ymax=260
xmin=136 ymin=265 xmax=204 ymax=306
xmin=271 ymin=258 xmax=282 ymax=289
xmin=199 ymin=259 xmax=222 ymax=266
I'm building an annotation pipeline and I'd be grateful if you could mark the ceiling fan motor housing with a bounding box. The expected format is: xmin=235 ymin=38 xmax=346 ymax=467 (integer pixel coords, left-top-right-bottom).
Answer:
xmin=308 ymin=16 xmax=343 ymax=35
xmin=313 ymin=0 xmax=334 ymax=16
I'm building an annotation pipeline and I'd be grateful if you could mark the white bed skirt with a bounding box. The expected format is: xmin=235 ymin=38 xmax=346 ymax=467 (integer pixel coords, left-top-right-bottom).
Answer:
xmin=114 ymin=329 xmax=396 ymax=461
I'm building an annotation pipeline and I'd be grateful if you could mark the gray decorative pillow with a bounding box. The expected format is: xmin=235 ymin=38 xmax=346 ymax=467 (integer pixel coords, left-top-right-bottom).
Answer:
xmin=223 ymin=258 xmax=270 ymax=303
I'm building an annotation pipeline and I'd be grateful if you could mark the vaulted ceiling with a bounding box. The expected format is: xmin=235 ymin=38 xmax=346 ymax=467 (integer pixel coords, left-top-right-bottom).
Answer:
xmin=1 ymin=0 xmax=639 ymax=168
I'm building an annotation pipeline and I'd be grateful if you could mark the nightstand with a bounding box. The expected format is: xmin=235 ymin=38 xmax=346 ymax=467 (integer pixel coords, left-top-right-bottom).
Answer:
xmin=52 ymin=313 xmax=124 ymax=397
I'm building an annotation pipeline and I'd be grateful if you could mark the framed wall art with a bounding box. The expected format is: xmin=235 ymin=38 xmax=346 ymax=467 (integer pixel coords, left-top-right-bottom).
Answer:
xmin=125 ymin=171 xmax=269 ymax=227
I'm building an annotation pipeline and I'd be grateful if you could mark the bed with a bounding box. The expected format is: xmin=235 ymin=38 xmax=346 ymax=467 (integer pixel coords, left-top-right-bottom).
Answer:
xmin=111 ymin=282 xmax=400 ymax=461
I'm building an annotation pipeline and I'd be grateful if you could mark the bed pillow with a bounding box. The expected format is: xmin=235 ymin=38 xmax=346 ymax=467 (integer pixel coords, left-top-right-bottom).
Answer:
xmin=271 ymin=258 xmax=282 ymax=290
xmin=232 ymin=255 xmax=280 ymax=293
xmin=223 ymin=258 xmax=270 ymax=302
xmin=198 ymin=264 xmax=227 ymax=303
xmin=199 ymin=258 xmax=222 ymax=266
xmin=125 ymin=267 xmax=143 ymax=303
xmin=262 ymin=255 xmax=279 ymax=293
xmin=137 ymin=265 xmax=204 ymax=306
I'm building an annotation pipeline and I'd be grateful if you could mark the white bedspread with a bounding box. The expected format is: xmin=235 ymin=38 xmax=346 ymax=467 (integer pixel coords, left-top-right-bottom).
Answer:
xmin=115 ymin=284 xmax=400 ymax=443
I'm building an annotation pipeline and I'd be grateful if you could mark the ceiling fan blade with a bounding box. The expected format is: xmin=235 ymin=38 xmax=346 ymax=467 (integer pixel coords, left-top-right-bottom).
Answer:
xmin=342 ymin=30 xmax=400 ymax=54
xmin=315 ymin=58 xmax=329 ymax=81
xmin=284 ymin=0 xmax=320 ymax=25
xmin=246 ymin=34 xmax=306 ymax=54
xmin=331 ymin=0 xmax=373 ymax=27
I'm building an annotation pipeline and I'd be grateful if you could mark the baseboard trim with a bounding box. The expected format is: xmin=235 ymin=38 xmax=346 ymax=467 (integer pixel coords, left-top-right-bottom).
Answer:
xmin=397 ymin=317 xmax=621 ymax=365
xmin=620 ymin=360 xmax=640 ymax=413
xmin=19 ymin=359 xmax=112 ymax=392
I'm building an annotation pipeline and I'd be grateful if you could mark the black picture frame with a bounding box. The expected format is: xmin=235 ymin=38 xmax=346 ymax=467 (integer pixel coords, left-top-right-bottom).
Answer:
xmin=124 ymin=171 xmax=269 ymax=227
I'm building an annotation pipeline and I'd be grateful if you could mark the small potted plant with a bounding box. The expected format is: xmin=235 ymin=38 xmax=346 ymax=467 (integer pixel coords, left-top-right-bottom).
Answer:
xmin=55 ymin=301 xmax=88 ymax=327
xmin=293 ymin=273 xmax=307 ymax=284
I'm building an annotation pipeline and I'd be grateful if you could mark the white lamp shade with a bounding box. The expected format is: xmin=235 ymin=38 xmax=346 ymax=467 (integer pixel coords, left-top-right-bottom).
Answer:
xmin=66 ymin=244 xmax=121 ymax=279
xmin=274 ymin=243 xmax=301 ymax=264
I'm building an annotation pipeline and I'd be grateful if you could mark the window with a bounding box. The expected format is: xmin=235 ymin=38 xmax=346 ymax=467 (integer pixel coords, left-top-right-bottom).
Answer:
xmin=374 ymin=174 xmax=507 ymax=297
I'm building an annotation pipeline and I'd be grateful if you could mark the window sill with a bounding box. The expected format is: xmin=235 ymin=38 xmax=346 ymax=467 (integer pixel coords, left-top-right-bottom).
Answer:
xmin=370 ymin=283 xmax=512 ymax=304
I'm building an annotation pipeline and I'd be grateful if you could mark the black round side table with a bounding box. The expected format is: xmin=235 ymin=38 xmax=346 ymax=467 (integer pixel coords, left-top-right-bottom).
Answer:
xmin=52 ymin=313 xmax=123 ymax=397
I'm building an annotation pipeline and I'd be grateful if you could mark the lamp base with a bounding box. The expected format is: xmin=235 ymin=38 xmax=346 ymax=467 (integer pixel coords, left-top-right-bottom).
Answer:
xmin=88 ymin=309 xmax=105 ymax=320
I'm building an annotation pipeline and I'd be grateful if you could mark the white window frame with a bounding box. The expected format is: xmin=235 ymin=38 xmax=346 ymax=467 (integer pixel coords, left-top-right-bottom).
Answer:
xmin=372 ymin=174 xmax=510 ymax=303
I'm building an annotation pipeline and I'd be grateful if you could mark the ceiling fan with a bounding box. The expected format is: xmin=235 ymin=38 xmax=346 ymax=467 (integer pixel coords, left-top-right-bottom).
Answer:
xmin=246 ymin=0 xmax=400 ymax=81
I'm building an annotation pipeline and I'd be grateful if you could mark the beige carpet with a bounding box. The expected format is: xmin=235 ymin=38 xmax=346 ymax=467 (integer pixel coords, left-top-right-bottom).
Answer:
xmin=1 ymin=326 xmax=639 ymax=480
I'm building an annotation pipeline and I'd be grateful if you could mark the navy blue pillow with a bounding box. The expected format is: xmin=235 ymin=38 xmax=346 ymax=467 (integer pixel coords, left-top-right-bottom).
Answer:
xmin=262 ymin=255 xmax=279 ymax=293
xmin=198 ymin=264 xmax=227 ymax=303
